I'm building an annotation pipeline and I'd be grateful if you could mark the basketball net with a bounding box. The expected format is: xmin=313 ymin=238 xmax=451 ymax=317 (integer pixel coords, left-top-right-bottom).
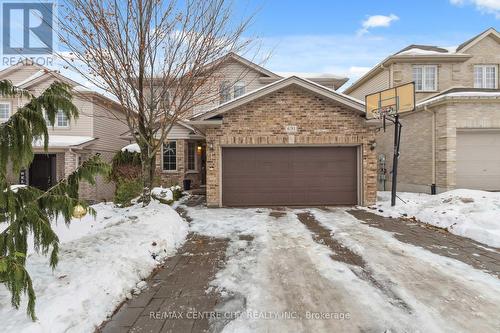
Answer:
xmin=373 ymin=106 xmax=397 ymax=131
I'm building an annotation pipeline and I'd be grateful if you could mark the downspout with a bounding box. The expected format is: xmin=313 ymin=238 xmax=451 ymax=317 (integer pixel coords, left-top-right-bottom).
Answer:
xmin=427 ymin=105 xmax=437 ymax=195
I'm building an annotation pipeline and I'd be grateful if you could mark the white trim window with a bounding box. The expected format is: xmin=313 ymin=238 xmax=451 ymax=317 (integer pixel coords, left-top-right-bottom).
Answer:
xmin=56 ymin=111 xmax=69 ymax=127
xmin=412 ymin=65 xmax=437 ymax=92
xmin=162 ymin=141 xmax=177 ymax=171
xmin=219 ymin=81 xmax=231 ymax=104
xmin=474 ymin=65 xmax=497 ymax=89
xmin=233 ymin=81 xmax=246 ymax=98
xmin=45 ymin=110 xmax=70 ymax=128
xmin=0 ymin=102 xmax=10 ymax=122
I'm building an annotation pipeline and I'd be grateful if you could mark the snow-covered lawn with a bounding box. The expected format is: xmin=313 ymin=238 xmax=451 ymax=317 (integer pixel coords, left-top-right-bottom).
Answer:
xmin=0 ymin=201 xmax=188 ymax=333
xmin=185 ymin=205 xmax=500 ymax=332
xmin=367 ymin=190 xmax=500 ymax=248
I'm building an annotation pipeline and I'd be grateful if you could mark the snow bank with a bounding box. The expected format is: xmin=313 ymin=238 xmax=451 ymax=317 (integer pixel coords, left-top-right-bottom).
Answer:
xmin=367 ymin=190 xmax=500 ymax=248
xmin=0 ymin=201 xmax=188 ymax=333
xmin=121 ymin=143 xmax=140 ymax=153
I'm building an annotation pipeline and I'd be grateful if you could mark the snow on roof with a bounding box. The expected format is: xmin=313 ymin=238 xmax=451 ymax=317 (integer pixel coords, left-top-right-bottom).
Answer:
xmin=121 ymin=143 xmax=140 ymax=153
xmin=276 ymin=71 xmax=347 ymax=80
xmin=417 ymin=90 xmax=500 ymax=108
xmin=396 ymin=46 xmax=458 ymax=56
xmin=33 ymin=135 xmax=96 ymax=148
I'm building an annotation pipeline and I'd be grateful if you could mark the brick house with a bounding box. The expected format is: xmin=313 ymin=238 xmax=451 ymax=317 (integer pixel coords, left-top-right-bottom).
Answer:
xmin=344 ymin=28 xmax=500 ymax=194
xmin=1 ymin=61 xmax=129 ymax=201
xmin=153 ymin=53 xmax=378 ymax=207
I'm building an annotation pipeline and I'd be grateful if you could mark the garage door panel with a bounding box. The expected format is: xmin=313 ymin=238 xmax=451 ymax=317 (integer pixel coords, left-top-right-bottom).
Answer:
xmin=222 ymin=147 xmax=358 ymax=206
xmin=457 ymin=131 xmax=500 ymax=191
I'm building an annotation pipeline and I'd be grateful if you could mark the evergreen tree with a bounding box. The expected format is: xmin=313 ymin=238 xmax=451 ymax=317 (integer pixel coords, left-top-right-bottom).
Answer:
xmin=0 ymin=79 xmax=110 ymax=320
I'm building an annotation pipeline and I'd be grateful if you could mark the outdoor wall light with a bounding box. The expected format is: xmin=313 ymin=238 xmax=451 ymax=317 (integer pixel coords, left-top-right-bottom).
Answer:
xmin=369 ymin=140 xmax=377 ymax=150
xmin=197 ymin=145 xmax=202 ymax=154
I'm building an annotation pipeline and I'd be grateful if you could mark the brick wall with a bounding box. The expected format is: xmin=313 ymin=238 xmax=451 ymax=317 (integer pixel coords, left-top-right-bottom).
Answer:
xmin=376 ymin=110 xmax=435 ymax=193
xmin=348 ymin=35 xmax=500 ymax=103
xmin=156 ymin=139 xmax=186 ymax=187
xmin=376 ymin=99 xmax=500 ymax=193
xmin=154 ymin=140 xmax=204 ymax=189
xmin=204 ymin=85 xmax=378 ymax=207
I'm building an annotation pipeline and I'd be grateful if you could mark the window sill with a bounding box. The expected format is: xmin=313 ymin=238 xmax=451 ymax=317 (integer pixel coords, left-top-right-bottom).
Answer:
xmin=162 ymin=170 xmax=179 ymax=174
xmin=186 ymin=170 xmax=198 ymax=174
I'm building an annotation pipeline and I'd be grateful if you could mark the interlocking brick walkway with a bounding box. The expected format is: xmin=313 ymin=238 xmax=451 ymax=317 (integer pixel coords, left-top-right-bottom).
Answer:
xmin=348 ymin=209 xmax=500 ymax=278
xmin=99 ymin=234 xmax=229 ymax=333
xmin=99 ymin=194 xmax=232 ymax=333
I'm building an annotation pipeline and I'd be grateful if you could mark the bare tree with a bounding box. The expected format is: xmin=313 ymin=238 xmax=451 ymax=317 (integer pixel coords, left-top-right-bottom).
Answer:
xmin=56 ymin=0 xmax=253 ymax=205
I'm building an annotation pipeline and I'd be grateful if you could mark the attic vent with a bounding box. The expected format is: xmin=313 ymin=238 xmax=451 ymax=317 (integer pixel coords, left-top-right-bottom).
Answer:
xmin=393 ymin=70 xmax=403 ymax=82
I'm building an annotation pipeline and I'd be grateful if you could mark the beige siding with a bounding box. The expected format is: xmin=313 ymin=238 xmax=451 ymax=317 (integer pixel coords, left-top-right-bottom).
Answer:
xmin=166 ymin=124 xmax=193 ymax=139
xmin=90 ymin=101 xmax=129 ymax=152
xmin=47 ymin=95 xmax=94 ymax=137
xmin=191 ymin=59 xmax=270 ymax=115
xmin=348 ymin=69 xmax=390 ymax=101
xmin=0 ymin=65 xmax=41 ymax=84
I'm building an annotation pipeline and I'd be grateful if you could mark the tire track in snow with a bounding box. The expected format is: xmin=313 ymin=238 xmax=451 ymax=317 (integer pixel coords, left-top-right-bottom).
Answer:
xmin=296 ymin=211 xmax=413 ymax=314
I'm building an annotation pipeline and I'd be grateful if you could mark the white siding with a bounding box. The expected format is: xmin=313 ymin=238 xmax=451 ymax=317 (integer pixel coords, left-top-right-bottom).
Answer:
xmin=348 ymin=70 xmax=390 ymax=101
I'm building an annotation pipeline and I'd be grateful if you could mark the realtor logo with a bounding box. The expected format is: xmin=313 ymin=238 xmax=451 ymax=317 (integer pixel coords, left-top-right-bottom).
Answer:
xmin=2 ymin=2 xmax=54 ymax=55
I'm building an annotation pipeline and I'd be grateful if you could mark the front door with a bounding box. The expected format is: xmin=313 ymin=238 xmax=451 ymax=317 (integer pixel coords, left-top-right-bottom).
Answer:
xmin=29 ymin=154 xmax=56 ymax=191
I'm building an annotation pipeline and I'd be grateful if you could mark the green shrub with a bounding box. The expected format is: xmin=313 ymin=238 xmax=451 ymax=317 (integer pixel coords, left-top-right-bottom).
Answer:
xmin=171 ymin=185 xmax=183 ymax=201
xmin=114 ymin=179 xmax=143 ymax=206
xmin=110 ymin=150 xmax=141 ymax=182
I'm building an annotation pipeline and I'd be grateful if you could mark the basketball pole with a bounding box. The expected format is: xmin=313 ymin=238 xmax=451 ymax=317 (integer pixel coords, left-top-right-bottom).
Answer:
xmin=391 ymin=114 xmax=402 ymax=206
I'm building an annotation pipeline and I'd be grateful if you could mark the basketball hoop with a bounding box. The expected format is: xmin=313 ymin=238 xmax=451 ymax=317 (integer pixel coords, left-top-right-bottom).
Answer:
xmin=365 ymin=82 xmax=415 ymax=121
xmin=364 ymin=82 xmax=416 ymax=207
xmin=372 ymin=105 xmax=396 ymax=119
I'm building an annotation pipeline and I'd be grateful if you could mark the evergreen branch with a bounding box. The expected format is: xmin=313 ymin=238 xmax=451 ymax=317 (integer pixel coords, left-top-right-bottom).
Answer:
xmin=0 ymin=81 xmax=78 ymax=175
xmin=0 ymin=79 xmax=109 ymax=320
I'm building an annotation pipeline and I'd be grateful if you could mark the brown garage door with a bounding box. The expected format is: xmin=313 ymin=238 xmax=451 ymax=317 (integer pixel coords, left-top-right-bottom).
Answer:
xmin=222 ymin=146 xmax=358 ymax=206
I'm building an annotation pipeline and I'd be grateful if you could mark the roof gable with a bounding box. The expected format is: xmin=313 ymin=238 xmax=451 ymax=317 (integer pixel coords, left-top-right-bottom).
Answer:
xmin=224 ymin=53 xmax=280 ymax=78
xmin=191 ymin=76 xmax=364 ymax=121
xmin=456 ymin=27 xmax=500 ymax=52
xmin=344 ymin=29 xmax=499 ymax=95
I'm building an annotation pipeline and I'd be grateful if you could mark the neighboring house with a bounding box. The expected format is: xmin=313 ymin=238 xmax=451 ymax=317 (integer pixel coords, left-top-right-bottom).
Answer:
xmin=344 ymin=28 xmax=500 ymax=194
xmin=1 ymin=61 xmax=129 ymax=201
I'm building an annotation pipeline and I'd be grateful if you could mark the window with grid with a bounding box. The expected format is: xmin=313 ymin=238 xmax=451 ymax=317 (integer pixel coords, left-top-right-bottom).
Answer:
xmin=219 ymin=81 xmax=231 ymax=104
xmin=56 ymin=111 xmax=69 ymax=127
xmin=233 ymin=81 xmax=245 ymax=98
xmin=163 ymin=141 xmax=177 ymax=171
xmin=0 ymin=103 xmax=10 ymax=122
xmin=187 ymin=142 xmax=196 ymax=171
xmin=474 ymin=65 xmax=497 ymax=89
xmin=412 ymin=65 xmax=437 ymax=91
xmin=44 ymin=110 xmax=69 ymax=127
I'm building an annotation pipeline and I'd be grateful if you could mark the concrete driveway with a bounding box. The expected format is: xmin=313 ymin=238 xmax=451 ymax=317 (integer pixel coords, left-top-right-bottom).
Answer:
xmin=101 ymin=200 xmax=500 ymax=333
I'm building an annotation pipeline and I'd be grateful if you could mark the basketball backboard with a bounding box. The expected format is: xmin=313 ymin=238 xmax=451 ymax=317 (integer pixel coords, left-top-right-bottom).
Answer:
xmin=365 ymin=82 xmax=415 ymax=120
